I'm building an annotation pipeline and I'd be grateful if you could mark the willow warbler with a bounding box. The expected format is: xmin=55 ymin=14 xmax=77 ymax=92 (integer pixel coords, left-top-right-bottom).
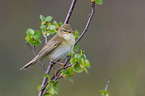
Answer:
xmin=20 ymin=24 xmax=75 ymax=70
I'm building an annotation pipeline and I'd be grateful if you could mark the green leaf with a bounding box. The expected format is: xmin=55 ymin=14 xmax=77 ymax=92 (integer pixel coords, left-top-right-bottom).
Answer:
xmin=58 ymin=22 xmax=63 ymax=27
xmin=25 ymin=35 xmax=30 ymax=42
xmin=100 ymin=90 xmax=108 ymax=94
xmin=44 ymin=94 xmax=51 ymax=96
xmin=74 ymin=44 xmax=79 ymax=52
xmin=53 ymin=85 xmax=58 ymax=94
xmin=100 ymin=90 xmax=109 ymax=96
xmin=40 ymin=25 xmax=46 ymax=32
xmin=27 ymin=37 xmax=34 ymax=45
xmin=66 ymin=67 xmax=74 ymax=76
xmin=67 ymin=77 xmax=73 ymax=83
xmin=69 ymin=50 xmax=75 ymax=57
xmin=84 ymin=59 xmax=90 ymax=68
xmin=49 ymin=85 xmax=58 ymax=95
xmin=95 ymin=0 xmax=103 ymax=5
xmin=48 ymin=22 xmax=51 ymax=27
xmin=34 ymin=39 xmax=40 ymax=46
xmin=34 ymin=30 xmax=41 ymax=36
xmin=106 ymin=93 xmax=109 ymax=96
xmin=54 ymin=81 xmax=59 ymax=85
xmin=40 ymin=15 xmax=46 ymax=22
xmin=80 ymin=50 xmax=87 ymax=59
xmin=83 ymin=68 xmax=89 ymax=74
xmin=74 ymin=30 xmax=79 ymax=41
xmin=80 ymin=50 xmax=85 ymax=56
xmin=61 ymin=69 xmax=66 ymax=75
xmin=74 ymin=30 xmax=79 ymax=52
xmin=37 ymin=85 xmax=41 ymax=91
xmin=82 ymin=54 xmax=86 ymax=60
xmin=73 ymin=62 xmax=83 ymax=73
xmin=49 ymin=87 xmax=55 ymax=95
xmin=50 ymin=25 xmax=56 ymax=30
xmin=74 ymin=54 xmax=81 ymax=61
xmin=44 ymin=74 xmax=50 ymax=80
xmin=70 ymin=58 xmax=76 ymax=65
xmin=49 ymin=25 xmax=56 ymax=34
xmin=45 ymin=16 xmax=52 ymax=22
xmin=26 ymin=28 xmax=34 ymax=35
xmin=80 ymin=58 xmax=85 ymax=66
xmin=53 ymin=20 xmax=59 ymax=27
xmin=49 ymin=30 xmax=56 ymax=34
xmin=33 ymin=35 xmax=40 ymax=40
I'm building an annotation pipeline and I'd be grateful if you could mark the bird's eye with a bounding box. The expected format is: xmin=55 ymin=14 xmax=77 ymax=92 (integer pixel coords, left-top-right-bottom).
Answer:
xmin=62 ymin=30 xmax=67 ymax=32
xmin=63 ymin=30 xmax=67 ymax=32
xmin=61 ymin=29 xmax=70 ymax=33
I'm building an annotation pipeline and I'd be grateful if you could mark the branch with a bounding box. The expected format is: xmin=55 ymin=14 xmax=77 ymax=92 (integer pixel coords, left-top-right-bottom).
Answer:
xmin=43 ymin=63 xmax=72 ymax=95
xmin=64 ymin=0 xmax=77 ymax=24
xmin=55 ymin=56 xmax=71 ymax=76
xmin=38 ymin=62 xmax=53 ymax=96
xmin=100 ymin=79 xmax=110 ymax=96
xmin=26 ymin=41 xmax=46 ymax=71
xmin=104 ymin=79 xmax=110 ymax=96
xmin=75 ymin=1 xmax=95 ymax=45
xmin=51 ymin=63 xmax=72 ymax=81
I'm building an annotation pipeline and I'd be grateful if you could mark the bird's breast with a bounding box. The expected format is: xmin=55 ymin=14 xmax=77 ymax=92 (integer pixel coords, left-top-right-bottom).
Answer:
xmin=48 ymin=35 xmax=75 ymax=61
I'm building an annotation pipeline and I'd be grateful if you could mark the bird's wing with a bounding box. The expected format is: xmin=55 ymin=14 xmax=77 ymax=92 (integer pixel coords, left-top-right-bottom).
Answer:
xmin=20 ymin=35 xmax=63 ymax=70
xmin=36 ymin=35 xmax=63 ymax=60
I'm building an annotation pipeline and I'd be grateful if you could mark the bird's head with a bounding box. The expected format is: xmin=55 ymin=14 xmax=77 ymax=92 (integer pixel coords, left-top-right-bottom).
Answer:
xmin=58 ymin=24 xmax=74 ymax=37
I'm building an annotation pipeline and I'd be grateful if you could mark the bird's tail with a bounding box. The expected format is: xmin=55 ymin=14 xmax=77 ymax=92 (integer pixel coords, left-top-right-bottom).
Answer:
xmin=20 ymin=55 xmax=39 ymax=70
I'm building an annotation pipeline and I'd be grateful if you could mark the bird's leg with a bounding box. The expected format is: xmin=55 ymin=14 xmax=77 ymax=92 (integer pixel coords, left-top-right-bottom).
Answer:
xmin=50 ymin=60 xmax=65 ymax=67
xmin=51 ymin=62 xmax=57 ymax=76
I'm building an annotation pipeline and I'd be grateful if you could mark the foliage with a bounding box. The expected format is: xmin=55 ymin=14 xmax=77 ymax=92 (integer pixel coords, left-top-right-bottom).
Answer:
xmin=40 ymin=15 xmax=63 ymax=37
xmin=25 ymin=28 xmax=41 ymax=46
xmin=100 ymin=90 xmax=109 ymax=96
xmin=74 ymin=30 xmax=79 ymax=51
xmin=25 ymin=15 xmax=63 ymax=46
xmin=70 ymin=50 xmax=90 ymax=74
xmin=95 ymin=0 xmax=103 ymax=5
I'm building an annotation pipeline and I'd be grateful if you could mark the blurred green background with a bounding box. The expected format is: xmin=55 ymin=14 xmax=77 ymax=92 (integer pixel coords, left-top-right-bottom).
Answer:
xmin=0 ymin=0 xmax=145 ymax=96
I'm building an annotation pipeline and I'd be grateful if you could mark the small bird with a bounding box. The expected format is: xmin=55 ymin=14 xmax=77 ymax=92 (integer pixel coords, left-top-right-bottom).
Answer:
xmin=20 ymin=24 xmax=75 ymax=70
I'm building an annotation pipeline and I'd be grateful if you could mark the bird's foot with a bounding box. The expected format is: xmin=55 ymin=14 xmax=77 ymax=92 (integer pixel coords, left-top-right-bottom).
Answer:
xmin=50 ymin=60 xmax=65 ymax=66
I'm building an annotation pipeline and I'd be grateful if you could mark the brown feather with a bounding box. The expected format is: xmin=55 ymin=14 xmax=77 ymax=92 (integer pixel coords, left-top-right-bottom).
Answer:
xmin=20 ymin=34 xmax=63 ymax=70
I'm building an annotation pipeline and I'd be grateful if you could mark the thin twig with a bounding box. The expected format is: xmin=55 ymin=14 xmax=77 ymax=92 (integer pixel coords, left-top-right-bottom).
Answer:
xmin=104 ymin=79 xmax=110 ymax=96
xmin=38 ymin=62 xmax=53 ymax=96
xmin=44 ymin=63 xmax=72 ymax=94
xmin=51 ymin=63 xmax=72 ymax=81
xmin=64 ymin=0 xmax=77 ymax=24
xmin=26 ymin=41 xmax=46 ymax=71
xmin=105 ymin=79 xmax=110 ymax=91
xmin=75 ymin=1 xmax=95 ymax=45
xmin=56 ymin=55 xmax=71 ymax=76
xmin=44 ymin=25 xmax=48 ymax=44
xmin=44 ymin=35 xmax=47 ymax=44
xmin=54 ymin=76 xmax=63 ymax=81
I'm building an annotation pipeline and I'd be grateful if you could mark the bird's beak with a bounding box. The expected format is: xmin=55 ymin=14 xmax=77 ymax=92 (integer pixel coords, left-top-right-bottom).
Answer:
xmin=68 ymin=30 xmax=74 ymax=34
